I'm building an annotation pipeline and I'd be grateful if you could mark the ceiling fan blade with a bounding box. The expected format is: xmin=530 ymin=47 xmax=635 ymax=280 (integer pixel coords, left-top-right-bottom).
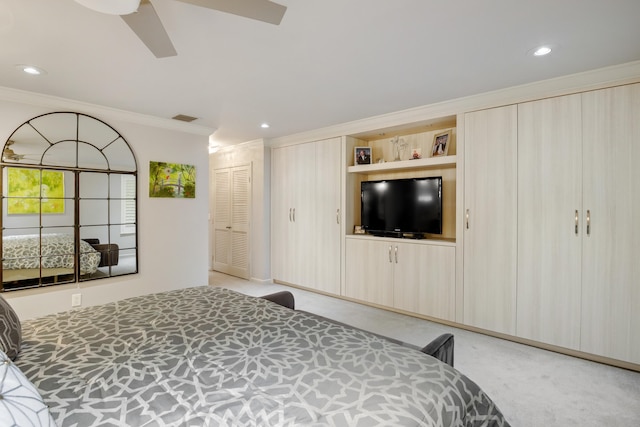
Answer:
xmin=177 ymin=0 xmax=286 ymax=25
xmin=121 ymin=0 xmax=177 ymax=58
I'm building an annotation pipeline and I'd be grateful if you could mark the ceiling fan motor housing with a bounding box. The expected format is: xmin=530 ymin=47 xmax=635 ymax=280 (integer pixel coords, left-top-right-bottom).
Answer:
xmin=74 ymin=0 xmax=141 ymax=15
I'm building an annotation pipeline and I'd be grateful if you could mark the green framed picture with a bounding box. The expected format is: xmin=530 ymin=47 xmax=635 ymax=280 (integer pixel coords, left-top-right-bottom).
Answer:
xmin=7 ymin=168 xmax=65 ymax=214
xmin=149 ymin=161 xmax=196 ymax=198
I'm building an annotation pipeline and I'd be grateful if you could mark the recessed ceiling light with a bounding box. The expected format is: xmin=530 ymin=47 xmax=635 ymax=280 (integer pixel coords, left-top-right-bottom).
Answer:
xmin=261 ymin=123 xmax=270 ymax=129
xmin=17 ymin=64 xmax=47 ymax=75
xmin=533 ymin=46 xmax=552 ymax=56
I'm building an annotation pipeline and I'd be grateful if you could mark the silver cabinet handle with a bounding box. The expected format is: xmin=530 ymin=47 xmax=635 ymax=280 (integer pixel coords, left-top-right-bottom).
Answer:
xmin=575 ymin=210 xmax=579 ymax=235
xmin=289 ymin=208 xmax=292 ymax=222
xmin=336 ymin=208 xmax=340 ymax=224
xmin=225 ymin=226 xmax=231 ymax=229
xmin=586 ymin=209 xmax=591 ymax=236
xmin=388 ymin=246 xmax=392 ymax=263
xmin=293 ymin=208 xmax=296 ymax=222
xmin=466 ymin=209 xmax=470 ymax=229
xmin=394 ymin=246 xmax=398 ymax=264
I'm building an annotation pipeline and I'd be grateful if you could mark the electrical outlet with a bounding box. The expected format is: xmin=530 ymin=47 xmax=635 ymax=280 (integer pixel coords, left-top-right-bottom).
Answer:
xmin=71 ymin=293 xmax=82 ymax=307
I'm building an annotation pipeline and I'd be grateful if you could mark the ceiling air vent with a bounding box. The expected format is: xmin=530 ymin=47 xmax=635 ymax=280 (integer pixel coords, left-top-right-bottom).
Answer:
xmin=172 ymin=114 xmax=198 ymax=122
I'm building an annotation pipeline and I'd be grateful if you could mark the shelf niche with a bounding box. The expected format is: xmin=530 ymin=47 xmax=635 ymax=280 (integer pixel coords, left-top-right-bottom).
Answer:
xmin=344 ymin=118 xmax=458 ymax=242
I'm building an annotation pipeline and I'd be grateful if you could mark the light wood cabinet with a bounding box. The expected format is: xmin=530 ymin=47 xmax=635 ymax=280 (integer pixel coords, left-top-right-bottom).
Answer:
xmin=344 ymin=238 xmax=393 ymax=306
xmin=516 ymin=94 xmax=584 ymax=350
xmin=461 ymin=84 xmax=640 ymax=365
xmin=271 ymin=138 xmax=342 ymax=294
xmin=271 ymin=142 xmax=316 ymax=287
xmin=314 ymin=138 xmax=342 ymax=295
xmin=463 ymin=105 xmax=518 ymax=334
xmin=580 ymin=83 xmax=640 ymax=363
xmin=343 ymin=124 xmax=458 ymax=321
xmin=345 ymin=236 xmax=455 ymax=320
xmin=393 ymin=242 xmax=455 ymax=321
xmin=269 ymin=81 xmax=640 ymax=367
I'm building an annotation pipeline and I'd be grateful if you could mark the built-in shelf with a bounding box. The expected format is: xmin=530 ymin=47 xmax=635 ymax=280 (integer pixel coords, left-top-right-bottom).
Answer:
xmin=346 ymin=234 xmax=456 ymax=246
xmin=347 ymin=155 xmax=457 ymax=174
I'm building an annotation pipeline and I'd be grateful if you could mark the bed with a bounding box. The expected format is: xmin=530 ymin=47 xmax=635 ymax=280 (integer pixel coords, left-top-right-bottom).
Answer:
xmin=1 ymin=286 xmax=510 ymax=426
xmin=2 ymin=234 xmax=102 ymax=284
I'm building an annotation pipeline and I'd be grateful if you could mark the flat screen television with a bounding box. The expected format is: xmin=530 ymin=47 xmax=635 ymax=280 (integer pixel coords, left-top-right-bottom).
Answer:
xmin=361 ymin=177 xmax=442 ymax=236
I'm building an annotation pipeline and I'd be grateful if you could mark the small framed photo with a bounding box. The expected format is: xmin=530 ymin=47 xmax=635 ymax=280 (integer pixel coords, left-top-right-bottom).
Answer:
xmin=355 ymin=146 xmax=372 ymax=165
xmin=431 ymin=130 xmax=451 ymax=157
xmin=410 ymin=148 xmax=422 ymax=159
xmin=354 ymin=225 xmax=366 ymax=234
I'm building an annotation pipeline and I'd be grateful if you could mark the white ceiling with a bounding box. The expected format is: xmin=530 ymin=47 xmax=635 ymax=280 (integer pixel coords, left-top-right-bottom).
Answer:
xmin=1 ymin=0 xmax=640 ymax=145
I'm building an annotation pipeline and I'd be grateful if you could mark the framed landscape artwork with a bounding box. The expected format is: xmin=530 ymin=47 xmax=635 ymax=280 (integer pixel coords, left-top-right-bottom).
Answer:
xmin=149 ymin=161 xmax=196 ymax=198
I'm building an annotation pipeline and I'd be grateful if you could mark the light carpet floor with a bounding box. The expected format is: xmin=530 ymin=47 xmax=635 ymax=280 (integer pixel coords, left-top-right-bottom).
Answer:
xmin=209 ymin=271 xmax=640 ymax=426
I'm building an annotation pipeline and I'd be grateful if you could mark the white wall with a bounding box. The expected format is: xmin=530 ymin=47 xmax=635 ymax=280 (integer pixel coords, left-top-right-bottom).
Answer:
xmin=0 ymin=92 xmax=211 ymax=320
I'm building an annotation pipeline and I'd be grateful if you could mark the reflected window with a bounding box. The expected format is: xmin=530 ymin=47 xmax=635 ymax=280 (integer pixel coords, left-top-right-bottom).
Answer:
xmin=1 ymin=112 xmax=138 ymax=291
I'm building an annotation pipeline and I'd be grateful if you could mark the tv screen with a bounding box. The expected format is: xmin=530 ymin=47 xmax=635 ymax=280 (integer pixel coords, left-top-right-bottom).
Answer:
xmin=361 ymin=177 xmax=442 ymax=236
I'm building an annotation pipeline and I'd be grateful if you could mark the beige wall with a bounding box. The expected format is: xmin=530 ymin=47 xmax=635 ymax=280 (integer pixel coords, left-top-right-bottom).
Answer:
xmin=0 ymin=92 xmax=211 ymax=319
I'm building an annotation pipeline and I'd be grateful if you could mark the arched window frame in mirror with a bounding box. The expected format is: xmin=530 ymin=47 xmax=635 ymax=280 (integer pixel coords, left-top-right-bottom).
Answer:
xmin=0 ymin=112 xmax=138 ymax=292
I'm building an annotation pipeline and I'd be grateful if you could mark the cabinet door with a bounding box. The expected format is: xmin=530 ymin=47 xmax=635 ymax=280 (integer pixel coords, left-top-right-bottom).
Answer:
xmin=517 ymin=94 xmax=583 ymax=349
xmin=581 ymin=83 xmax=640 ymax=363
xmin=394 ymin=242 xmax=456 ymax=321
xmin=463 ymin=105 xmax=518 ymax=334
xmin=288 ymin=142 xmax=317 ymax=288
xmin=271 ymin=145 xmax=295 ymax=283
xmin=345 ymin=238 xmax=393 ymax=306
xmin=314 ymin=138 xmax=342 ymax=295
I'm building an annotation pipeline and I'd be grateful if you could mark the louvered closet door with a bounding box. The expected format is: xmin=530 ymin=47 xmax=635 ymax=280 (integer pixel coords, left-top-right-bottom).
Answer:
xmin=213 ymin=165 xmax=251 ymax=279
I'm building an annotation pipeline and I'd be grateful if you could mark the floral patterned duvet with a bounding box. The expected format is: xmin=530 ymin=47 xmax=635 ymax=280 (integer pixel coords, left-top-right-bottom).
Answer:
xmin=16 ymin=286 xmax=509 ymax=426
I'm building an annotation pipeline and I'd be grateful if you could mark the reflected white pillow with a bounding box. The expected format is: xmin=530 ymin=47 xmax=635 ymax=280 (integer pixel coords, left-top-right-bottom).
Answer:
xmin=0 ymin=350 xmax=56 ymax=427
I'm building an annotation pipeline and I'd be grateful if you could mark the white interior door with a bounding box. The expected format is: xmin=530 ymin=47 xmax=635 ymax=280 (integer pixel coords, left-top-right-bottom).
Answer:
xmin=213 ymin=165 xmax=251 ymax=279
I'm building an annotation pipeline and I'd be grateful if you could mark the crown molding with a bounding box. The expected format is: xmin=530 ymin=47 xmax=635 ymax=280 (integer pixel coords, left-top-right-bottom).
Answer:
xmin=268 ymin=60 xmax=640 ymax=147
xmin=0 ymin=86 xmax=216 ymax=137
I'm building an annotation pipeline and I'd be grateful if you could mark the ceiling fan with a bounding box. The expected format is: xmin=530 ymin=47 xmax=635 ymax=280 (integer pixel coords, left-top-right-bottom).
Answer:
xmin=74 ymin=0 xmax=287 ymax=58
xmin=3 ymin=141 xmax=27 ymax=162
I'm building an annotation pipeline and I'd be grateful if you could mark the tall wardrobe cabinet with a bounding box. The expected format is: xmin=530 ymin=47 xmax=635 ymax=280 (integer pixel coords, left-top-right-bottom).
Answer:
xmin=516 ymin=94 xmax=584 ymax=350
xmin=463 ymin=83 xmax=640 ymax=365
xmin=271 ymin=138 xmax=342 ymax=295
xmin=580 ymin=84 xmax=640 ymax=363
xmin=463 ymin=105 xmax=518 ymax=335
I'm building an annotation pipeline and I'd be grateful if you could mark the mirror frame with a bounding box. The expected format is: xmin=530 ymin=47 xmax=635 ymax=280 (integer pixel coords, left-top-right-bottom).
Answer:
xmin=1 ymin=112 xmax=138 ymax=291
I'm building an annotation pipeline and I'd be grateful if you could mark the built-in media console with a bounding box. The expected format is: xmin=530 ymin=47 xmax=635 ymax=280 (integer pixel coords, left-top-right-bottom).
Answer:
xmin=360 ymin=176 xmax=442 ymax=239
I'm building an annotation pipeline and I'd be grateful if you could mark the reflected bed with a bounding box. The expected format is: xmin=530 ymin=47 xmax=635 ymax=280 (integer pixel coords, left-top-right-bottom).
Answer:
xmin=2 ymin=234 xmax=101 ymax=287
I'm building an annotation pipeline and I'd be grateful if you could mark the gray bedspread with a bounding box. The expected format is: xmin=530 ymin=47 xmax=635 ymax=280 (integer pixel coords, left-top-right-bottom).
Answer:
xmin=16 ymin=286 xmax=509 ymax=426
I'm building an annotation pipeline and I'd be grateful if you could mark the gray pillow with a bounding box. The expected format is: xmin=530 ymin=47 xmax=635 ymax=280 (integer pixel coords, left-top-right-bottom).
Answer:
xmin=0 ymin=294 xmax=21 ymax=360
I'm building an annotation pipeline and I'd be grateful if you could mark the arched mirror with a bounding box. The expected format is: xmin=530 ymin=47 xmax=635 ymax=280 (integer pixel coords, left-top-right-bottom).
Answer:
xmin=1 ymin=112 xmax=138 ymax=291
